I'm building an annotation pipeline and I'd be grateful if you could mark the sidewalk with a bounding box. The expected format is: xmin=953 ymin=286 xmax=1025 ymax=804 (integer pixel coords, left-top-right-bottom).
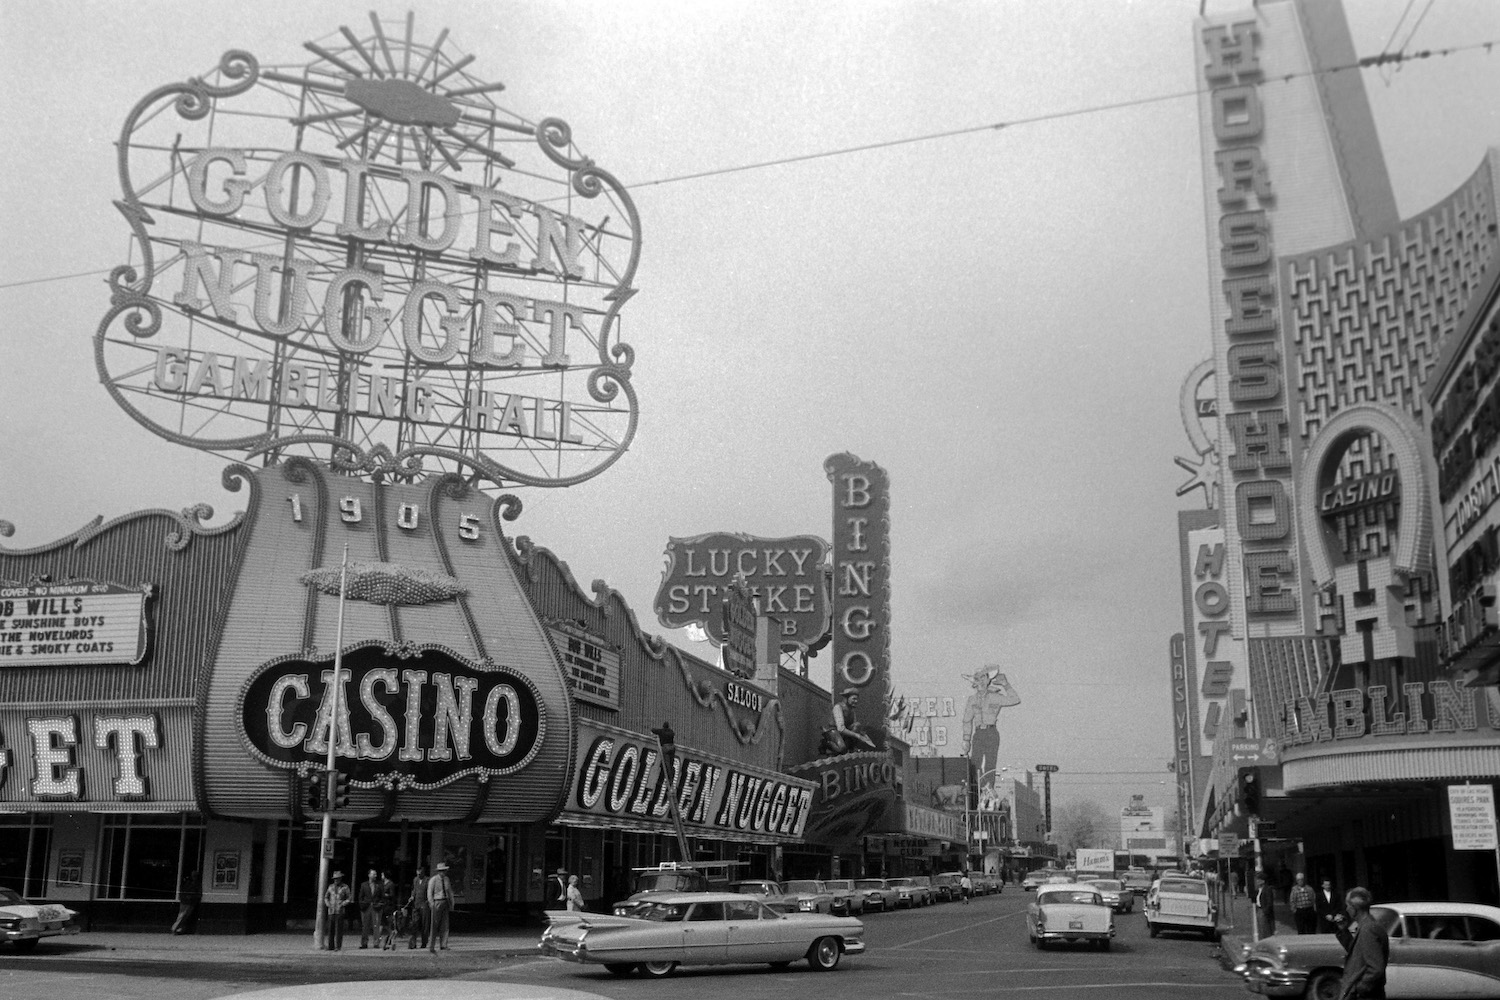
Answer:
xmin=1212 ymin=885 xmax=1260 ymax=971
xmin=32 ymin=927 xmax=545 ymax=965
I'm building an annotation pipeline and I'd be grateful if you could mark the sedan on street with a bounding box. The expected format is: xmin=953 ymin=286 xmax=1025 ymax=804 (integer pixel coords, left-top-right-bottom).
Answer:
xmin=886 ymin=876 xmax=932 ymax=908
xmin=779 ymin=880 xmax=838 ymax=914
xmin=1027 ymin=883 xmax=1116 ymax=951
xmin=1237 ymin=901 xmax=1500 ymax=999
xmin=852 ymin=878 xmax=900 ymax=913
xmin=823 ymin=879 xmax=865 ymax=916
xmin=1083 ymin=878 xmax=1135 ymax=913
xmin=0 ymin=887 xmax=80 ymax=952
xmin=539 ymin=892 xmax=867 ymax=977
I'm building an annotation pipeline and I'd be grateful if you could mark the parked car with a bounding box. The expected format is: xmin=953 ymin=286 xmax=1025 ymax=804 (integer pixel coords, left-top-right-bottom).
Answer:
xmin=979 ymin=873 xmax=1004 ymax=894
xmin=540 ymin=892 xmax=867 ymax=977
xmin=822 ymin=879 xmax=865 ymax=916
xmin=1027 ymin=883 xmax=1115 ymax=951
xmin=728 ymin=879 xmax=797 ymax=913
xmin=0 ymin=887 xmax=79 ymax=952
xmin=778 ymin=880 xmax=837 ymax=915
xmin=611 ymin=860 xmax=746 ymax=914
xmin=1237 ymin=901 xmax=1500 ymax=999
xmin=1143 ymin=875 xmax=1217 ymax=940
xmin=886 ymin=876 xmax=932 ymax=908
xmin=930 ymin=872 xmax=961 ymax=901
xmin=852 ymin=877 xmax=900 ymax=912
xmin=1120 ymin=867 xmax=1154 ymax=895
xmin=1082 ymin=878 xmax=1134 ymax=913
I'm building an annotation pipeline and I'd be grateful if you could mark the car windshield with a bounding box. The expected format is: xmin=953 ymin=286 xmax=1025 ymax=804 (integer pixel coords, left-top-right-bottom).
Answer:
xmin=636 ymin=872 xmax=702 ymax=892
xmin=1088 ymin=880 xmax=1123 ymax=891
xmin=1041 ymin=890 xmax=1103 ymax=906
xmin=0 ymin=888 xmax=23 ymax=904
xmin=910 ymin=876 xmax=931 ymax=885
xmin=888 ymin=878 xmax=913 ymax=886
xmin=854 ymin=879 xmax=885 ymax=889
xmin=729 ymin=883 xmax=774 ymax=895
xmin=782 ymin=881 xmax=821 ymax=894
xmin=637 ymin=902 xmax=689 ymax=922
xmin=1160 ymin=879 xmax=1207 ymax=895
xmin=825 ymin=880 xmax=852 ymax=890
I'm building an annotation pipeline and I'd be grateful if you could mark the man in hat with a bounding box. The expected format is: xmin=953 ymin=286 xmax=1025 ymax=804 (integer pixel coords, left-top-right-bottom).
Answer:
xmin=427 ymin=862 xmax=455 ymax=953
xmin=1331 ymin=886 xmax=1389 ymax=999
xmin=323 ymin=871 xmax=350 ymax=951
xmin=407 ymin=867 xmax=430 ymax=950
xmin=821 ymin=688 xmax=875 ymax=755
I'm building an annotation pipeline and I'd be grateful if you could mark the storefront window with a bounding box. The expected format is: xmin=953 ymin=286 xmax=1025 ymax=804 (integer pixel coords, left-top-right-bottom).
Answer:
xmin=98 ymin=814 xmax=204 ymax=900
xmin=0 ymin=816 xmax=52 ymax=897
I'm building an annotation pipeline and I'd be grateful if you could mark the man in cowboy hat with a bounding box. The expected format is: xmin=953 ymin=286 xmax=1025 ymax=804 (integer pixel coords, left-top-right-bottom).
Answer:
xmin=427 ymin=862 xmax=455 ymax=953
xmin=323 ymin=871 xmax=350 ymax=951
xmin=821 ymin=688 xmax=875 ymax=755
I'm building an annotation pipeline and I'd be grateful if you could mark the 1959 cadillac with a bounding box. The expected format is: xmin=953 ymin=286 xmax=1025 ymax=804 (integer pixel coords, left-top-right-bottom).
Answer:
xmin=540 ymin=891 xmax=867 ymax=977
xmin=1027 ymin=883 xmax=1115 ymax=951
xmin=1237 ymin=901 xmax=1500 ymax=999
xmin=0 ymin=887 xmax=80 ymax=952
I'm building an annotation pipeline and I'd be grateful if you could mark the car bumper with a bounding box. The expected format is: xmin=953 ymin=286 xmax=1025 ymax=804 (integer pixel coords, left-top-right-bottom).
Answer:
xmin=1242 ymin=965 xmax=1308 ymax=997
xmin=1036 ymin=927 xmax=1113 ymax=942
xmin=842 ymin=939 xmax=866 ymax=955
xmin=1 ymin=924 xmax=79 ymax=943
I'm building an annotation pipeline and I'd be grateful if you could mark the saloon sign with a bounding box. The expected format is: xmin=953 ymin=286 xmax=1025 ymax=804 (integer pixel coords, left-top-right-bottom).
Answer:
xmin=240 ymin=643 xmax=544 ymax=788
xmin=98 ymin=20 xmax=642 ymax=488
xmin=655 ymin=532 xmax=830 ymax=651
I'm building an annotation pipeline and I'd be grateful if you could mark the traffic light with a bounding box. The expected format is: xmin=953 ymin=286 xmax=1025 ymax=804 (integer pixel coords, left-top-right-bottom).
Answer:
xmin=305 ymin=771 xmax=325 ymax=812
xmin=1237 ymin=767 xmax=1261 ymax=816
xmin=332 ymin=770 xmax=351 ymax=810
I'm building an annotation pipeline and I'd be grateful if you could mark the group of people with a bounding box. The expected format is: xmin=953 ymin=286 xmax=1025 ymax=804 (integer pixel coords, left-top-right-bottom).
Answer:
xmin=1254 ymin=872 xmax=1389 ymax=999
xmin=1255 ymin=871 xmax=1342 ymax=936
xmin=321 ymin=862 xmax=457 ymax=954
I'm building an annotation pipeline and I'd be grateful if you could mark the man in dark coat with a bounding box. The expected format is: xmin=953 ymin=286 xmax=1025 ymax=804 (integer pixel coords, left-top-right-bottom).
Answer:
xmin=1315 ymin=877 xmax=1341 ymax=931
xmin=1254 ymin=872 xmax=1276 ymax=938
xmin=358 ymin=868 xmax=382 ymax=948
xmin=1331 ymin=886 xmax=1388 ymax=999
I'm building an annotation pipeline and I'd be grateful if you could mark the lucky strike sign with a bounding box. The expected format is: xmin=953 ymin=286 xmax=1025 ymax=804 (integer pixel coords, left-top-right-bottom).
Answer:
xmin=99 ymin=21 xmax=641 ymax=488
xmin=240 ymin=643 xmax=544 ymax=788
xmin=655 ymin=532 xmax=830 ymax=651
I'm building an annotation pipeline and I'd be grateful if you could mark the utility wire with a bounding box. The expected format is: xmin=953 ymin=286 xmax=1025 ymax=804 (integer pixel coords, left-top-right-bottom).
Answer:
xmin=1 ymin=35 xmax=1494 ymax=293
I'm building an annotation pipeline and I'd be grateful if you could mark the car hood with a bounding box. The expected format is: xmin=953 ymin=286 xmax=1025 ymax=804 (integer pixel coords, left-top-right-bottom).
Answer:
xmin=1248 ymin=932 xmax=1343 ymax=966
xmin=0 ymin=901 xmax=76 ymax=922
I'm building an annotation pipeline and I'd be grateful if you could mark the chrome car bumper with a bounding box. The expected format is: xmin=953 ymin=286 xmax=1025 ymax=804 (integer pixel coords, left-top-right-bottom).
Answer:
xmin=1 ymin=923 xmax=79 ymax=943
xmin=1242 ymin=964 xmax=1307 ymax=997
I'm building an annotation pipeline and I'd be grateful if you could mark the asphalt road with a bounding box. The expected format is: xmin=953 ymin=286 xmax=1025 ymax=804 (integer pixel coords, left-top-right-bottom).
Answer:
xmin=0 ymin=890 xmax=1250 ymax=1000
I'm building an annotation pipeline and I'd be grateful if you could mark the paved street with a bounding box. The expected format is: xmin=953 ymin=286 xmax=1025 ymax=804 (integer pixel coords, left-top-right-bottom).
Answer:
xmin=0 ymin=891 xmax=1249 ymax=1000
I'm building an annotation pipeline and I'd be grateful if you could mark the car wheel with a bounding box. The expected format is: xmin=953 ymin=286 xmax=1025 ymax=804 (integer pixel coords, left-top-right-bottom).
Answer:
xmin=808 ymin=936 xmax=841 ymax=971
xmin=640 ymin=960 xmax=677 ymax=978
xmin=12 ymin=939 xmax=38 ymax=954
xmin=1307 ymin=970 xmax=1341 ymax=1000
xmin=603 ymin=963 xmax=635 ymax=976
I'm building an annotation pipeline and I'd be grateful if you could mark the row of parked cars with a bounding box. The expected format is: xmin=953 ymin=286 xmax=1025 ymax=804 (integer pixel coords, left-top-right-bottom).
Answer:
xmin=725 ymin=871 xmax=1003 ymax=916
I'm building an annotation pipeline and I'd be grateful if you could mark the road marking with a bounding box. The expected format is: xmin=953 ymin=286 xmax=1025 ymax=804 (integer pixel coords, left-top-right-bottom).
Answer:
xmin=892 ymin=910 xmax=1023 ymax=949
xmin=896 ymin=982 xmax=1237 ymax=995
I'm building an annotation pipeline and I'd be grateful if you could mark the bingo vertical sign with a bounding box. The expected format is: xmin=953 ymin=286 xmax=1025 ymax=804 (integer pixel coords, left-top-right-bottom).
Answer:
xmin=825 ymin=453 xmax=891 ymax=749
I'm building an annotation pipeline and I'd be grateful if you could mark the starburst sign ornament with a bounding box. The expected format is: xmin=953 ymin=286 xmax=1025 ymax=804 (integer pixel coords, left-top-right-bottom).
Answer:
xmin=98 ymin=13 xmax=641 ymax=488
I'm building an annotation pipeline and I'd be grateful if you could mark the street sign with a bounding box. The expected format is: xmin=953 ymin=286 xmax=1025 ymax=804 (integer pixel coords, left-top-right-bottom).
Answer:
xmin=1256 ymin=820 xmax=1277 ymax=838
xmin=1228 ymin=739 xmax=1266 ymax=765
xmin=1035 ymin=763 xmax=1060 ymax=773
xmin=1247 ymin=818 xmax=1257 ymax=839
xmin=1448 ymin=784 xmax=1498 ymax=850
xmin=1218 ymin=832 xmax=1239 ymax=855
xmin=321 ymin=839 xmax=335 ymax=859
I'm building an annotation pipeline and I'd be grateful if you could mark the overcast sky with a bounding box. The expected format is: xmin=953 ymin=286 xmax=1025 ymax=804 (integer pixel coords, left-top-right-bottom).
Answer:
xmin=3 ymin=0 xmax=1499 ymax=818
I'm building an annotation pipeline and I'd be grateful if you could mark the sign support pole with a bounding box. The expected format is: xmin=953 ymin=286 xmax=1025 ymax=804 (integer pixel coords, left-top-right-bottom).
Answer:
xmin=313 ymin=545 xmax=349 ymax=949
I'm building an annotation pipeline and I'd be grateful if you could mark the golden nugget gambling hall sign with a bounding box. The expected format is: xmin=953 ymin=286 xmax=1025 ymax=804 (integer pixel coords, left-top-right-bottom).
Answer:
xmin=99 ymin=16 xmax=641 ymax=488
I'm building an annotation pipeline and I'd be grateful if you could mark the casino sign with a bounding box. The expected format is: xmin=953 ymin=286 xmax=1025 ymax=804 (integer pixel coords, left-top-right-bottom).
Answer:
xmin=98 ymin=22 xmax=642 ymax=488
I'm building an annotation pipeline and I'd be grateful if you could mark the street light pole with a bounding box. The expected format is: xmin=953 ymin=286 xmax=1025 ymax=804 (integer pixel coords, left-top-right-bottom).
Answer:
xmin=313 ymin=544 xmax=350 ymax=949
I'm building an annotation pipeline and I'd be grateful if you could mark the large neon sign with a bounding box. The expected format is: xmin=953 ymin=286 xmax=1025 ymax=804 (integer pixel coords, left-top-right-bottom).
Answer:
xmin=97 ymin=16 xmax=641 ymax=488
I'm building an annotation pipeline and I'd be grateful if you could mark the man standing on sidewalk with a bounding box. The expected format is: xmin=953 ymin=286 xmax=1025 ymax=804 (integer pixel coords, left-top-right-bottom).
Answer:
xmin=407 ymin=867 xmax=430 ymax=949
xmin=1316 ymin=878 xmax=1341 ymax=930
xmin=427 ymin=862 xmax=455 ymax=953
xmin=1289 ymin=873 xmax=1317 ymax=934
xmin=358 ymin=868 xmax=382 ymax=948
xmin=323 ymin=872 xmax=350 ymax=951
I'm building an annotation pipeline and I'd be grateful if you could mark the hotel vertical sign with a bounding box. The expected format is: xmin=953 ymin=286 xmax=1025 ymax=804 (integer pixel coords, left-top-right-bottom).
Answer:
xmin=825 ymin=453 xmax=890 ymax=749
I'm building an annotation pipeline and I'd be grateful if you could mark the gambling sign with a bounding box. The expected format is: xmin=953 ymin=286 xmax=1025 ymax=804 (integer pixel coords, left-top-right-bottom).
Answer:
xmin=0 ymin=581 xmax=150 ymax=666
xmin=97 ymin=17 xmax=642 ymax=488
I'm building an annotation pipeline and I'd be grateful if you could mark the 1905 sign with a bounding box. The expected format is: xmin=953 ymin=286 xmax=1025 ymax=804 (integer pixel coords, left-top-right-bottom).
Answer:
xmin=240 ymin=643 xmax=544 ymax=788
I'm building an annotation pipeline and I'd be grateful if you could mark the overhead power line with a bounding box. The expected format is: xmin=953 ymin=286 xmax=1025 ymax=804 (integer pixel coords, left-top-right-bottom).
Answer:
xmin=1 ymin=36 xmax=1493 ymax=293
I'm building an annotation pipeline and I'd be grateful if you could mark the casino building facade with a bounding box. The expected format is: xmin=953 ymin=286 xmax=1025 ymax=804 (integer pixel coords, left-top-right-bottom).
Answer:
xmin=1178 ymin=0 xmax=1500 ymax=903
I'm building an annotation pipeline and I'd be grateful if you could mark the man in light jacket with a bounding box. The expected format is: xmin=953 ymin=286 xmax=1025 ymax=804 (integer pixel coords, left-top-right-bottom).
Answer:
xmin=427 ymin=862 xmax=455 ymax=953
